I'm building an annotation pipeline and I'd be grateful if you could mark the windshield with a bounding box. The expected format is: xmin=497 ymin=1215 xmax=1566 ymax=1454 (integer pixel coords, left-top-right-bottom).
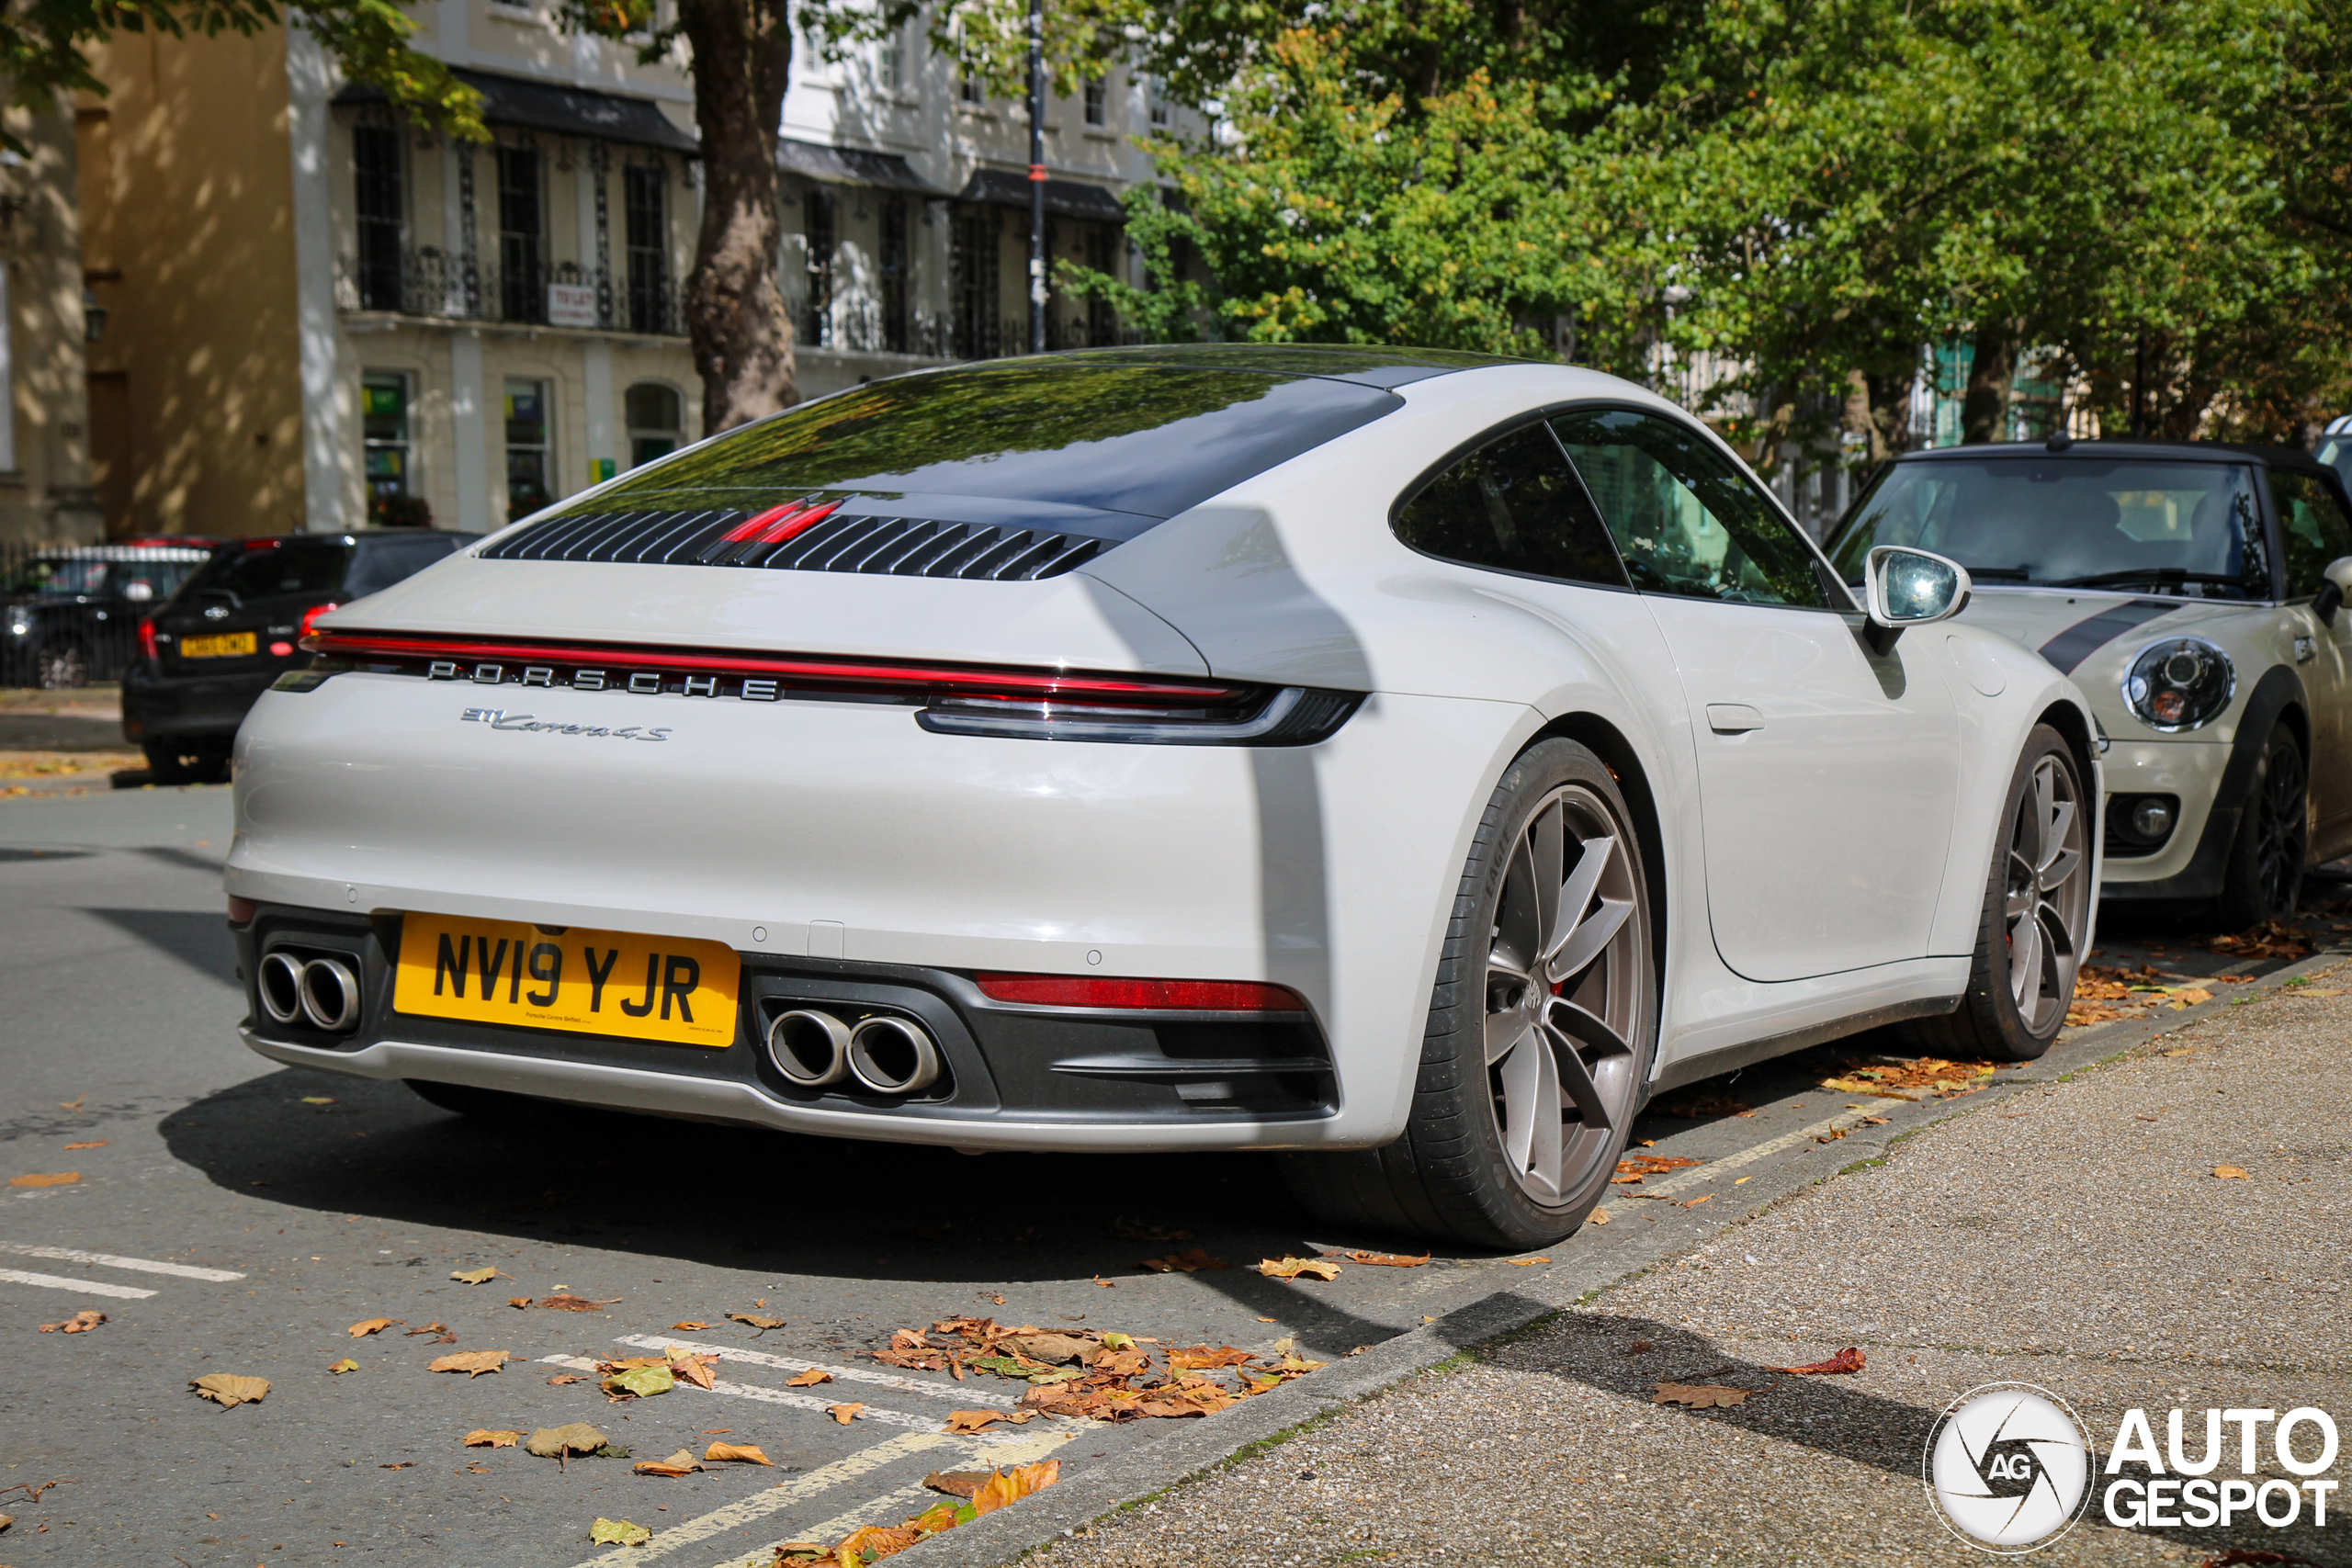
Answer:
xmin=184 ymin=540 xmax=352 ymax=602
xmin=1829 ymin=458 xmax=2269 ymax=600
xmin=7 ymin=558 xmax=108 ymax=596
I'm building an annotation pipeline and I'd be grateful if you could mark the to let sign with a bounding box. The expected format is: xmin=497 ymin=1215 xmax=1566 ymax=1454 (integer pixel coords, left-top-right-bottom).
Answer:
xmin=547 ymin=284 xmax=598 ymax=329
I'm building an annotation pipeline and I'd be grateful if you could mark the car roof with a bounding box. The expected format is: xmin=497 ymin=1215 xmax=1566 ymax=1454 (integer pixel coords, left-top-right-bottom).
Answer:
xmin=1031 ymin=343 xmax=1536 ymax=389
xmin=1892 ymin=437 xmax=2335 ymax=479
xmin=227 ymin=530 xmax=483 ymax=547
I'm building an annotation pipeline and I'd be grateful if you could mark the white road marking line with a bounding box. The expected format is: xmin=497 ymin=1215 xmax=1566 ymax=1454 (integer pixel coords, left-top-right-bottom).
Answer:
xmin=556 ymin=1429 xmax=956 ymax=1566
xmin=0 ymin=1242 xmax=244 ymax=1281
xmin=0 ymin=1267 xmax=156 ymax=1300
xmin=1636 ymin=1109 xmax=1874 ymax=1198
xmin=711 ymin=1428 xmax=1078 ymax=1568
xmin=540 ymin=1356 xmax=1040 ymax=1438
xmin=616 ymin=1335 xmax=1019 ymax=1408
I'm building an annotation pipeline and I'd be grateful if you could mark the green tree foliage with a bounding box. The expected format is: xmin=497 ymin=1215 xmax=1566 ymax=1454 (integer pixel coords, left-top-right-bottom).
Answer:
xmin=1 ymin=0 xmax=481 ymax=142
xmin=1077 ymin=0 xmax=2352 ymax=457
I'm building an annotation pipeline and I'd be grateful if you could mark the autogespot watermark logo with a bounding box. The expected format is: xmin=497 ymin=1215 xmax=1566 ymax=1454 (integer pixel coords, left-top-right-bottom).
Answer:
xmin=1925 ymin=1383 xmax=2094 ymax=1552
xmin=1925 ymin=1385 xmax=2343 ymax=1552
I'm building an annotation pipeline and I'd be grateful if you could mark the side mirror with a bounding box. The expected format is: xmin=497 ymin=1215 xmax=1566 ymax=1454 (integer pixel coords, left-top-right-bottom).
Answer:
xmin=2315 ymin=556 xmax=2352 ymax=626
xmin=1862 ymin=546 xmax=1972 ymax=654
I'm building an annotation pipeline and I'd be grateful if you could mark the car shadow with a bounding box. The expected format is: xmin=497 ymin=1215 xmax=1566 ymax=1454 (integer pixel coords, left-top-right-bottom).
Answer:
xmin=156 ymin=1066 xmax=1455 ymax=1353
xmin=85 ymin=906 xmax=239 ymax=986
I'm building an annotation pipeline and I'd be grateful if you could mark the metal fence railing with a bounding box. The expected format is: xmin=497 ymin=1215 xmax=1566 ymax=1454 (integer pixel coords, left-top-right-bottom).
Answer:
xmin=0 ymin=541 xmax=217 ymax=688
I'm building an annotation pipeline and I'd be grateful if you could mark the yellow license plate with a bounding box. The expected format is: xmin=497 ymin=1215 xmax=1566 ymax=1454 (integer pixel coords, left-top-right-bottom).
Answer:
xmin=181 ymin=631 xmax=257 ymax=659
xmin=392 ymin=913 xmax=740 ymax=1048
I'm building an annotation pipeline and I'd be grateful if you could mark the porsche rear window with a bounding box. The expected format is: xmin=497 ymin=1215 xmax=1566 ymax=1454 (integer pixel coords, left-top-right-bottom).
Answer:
xmin=559 ymin=361 xmax=1402 ymax=527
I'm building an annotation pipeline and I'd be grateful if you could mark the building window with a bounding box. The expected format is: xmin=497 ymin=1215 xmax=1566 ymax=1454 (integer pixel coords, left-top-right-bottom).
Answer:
xmin=1083 ymin=76 xmax=1107 ymax=127
xmin=624 ymin=164 xmax=667 ymax=333
xmin=495 ymin=144 xmax=544 ymax=323
xmin=504 ymin=378 xmax=552 ymax=521
xmin=880 ymin=196 xmax=910 ymax=355
xmin=802 ymin=186 xmax=835 ymax=347
xmin=362 ymin=371 xmax=414 ymax=518
xmin=626 ymin=382 xmax=683 ymax=468
xmin=1146 ymin=75 xmax=1170 ymax=127
xmin=879 ymin=25 xmax=905 ymax=91
xmin=353 ymin=124 xmax=404 ymax=312
xmin=951 ymin=208 xmax=1001 ymax=360
xmin=959 ymin=69 xmax=984 ymax=105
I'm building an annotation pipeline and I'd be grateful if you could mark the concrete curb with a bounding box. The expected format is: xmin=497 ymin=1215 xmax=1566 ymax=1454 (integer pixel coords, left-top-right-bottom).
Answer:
xmin=910 ymin=949 xmax=2352 ymax=1566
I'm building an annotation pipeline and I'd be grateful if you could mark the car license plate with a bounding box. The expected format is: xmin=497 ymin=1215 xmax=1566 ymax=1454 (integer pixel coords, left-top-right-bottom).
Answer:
xmin=391 ymin=913 xmax=740 ymax=1048
xmin=181 ymin=631 xmax=257 ymax=659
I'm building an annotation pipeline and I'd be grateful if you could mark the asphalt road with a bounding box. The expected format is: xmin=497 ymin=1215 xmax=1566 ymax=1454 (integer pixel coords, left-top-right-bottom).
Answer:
xmin=0 ymin=785 xmax=2329 ymax=1566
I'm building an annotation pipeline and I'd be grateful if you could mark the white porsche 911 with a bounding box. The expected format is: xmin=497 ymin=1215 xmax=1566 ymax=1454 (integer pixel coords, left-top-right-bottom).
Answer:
xmin=1828 ymin=435 xmax=2352 ymax=928
xmin=226 ymin=346 xmax=2098 ymax=1247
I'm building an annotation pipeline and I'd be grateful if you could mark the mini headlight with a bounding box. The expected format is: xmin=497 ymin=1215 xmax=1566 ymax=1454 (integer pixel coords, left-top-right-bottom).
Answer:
xmin=2122 ymin=637 xmax=2234 ymax=732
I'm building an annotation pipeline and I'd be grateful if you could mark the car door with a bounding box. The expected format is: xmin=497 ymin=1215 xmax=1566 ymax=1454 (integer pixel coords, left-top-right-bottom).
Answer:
xmin=2267 ymin=467 xmax=2352 ymax=848
xmin=1552 ymin=407 xmax=1961 ymax=983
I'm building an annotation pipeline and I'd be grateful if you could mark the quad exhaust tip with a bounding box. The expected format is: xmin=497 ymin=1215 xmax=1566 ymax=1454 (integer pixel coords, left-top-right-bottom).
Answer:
xmin=767 ymin=1006 xmax=941 ymax=1095
xmin=259 ymin=950 xmax=362 ymax=1033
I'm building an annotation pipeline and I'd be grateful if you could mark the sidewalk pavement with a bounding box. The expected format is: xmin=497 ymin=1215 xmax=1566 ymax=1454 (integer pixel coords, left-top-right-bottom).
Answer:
xmin=1016 ymin=966 xmax=2352 ymax=1567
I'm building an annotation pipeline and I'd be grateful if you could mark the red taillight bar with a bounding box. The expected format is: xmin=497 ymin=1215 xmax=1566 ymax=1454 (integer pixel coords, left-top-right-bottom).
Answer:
xmin=300 ymin=629 xmax=1246 ymax=703
xmin=974 ymin=973 xmax=1306 ymax=1011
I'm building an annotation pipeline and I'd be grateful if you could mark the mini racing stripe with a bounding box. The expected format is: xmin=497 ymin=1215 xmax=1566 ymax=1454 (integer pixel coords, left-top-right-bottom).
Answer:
xmin=2037 ymin=598 xmax=2178 ymax=673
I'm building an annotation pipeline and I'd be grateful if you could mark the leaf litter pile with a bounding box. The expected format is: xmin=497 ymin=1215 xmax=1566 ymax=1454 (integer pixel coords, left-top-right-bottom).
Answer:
xmin=1818 ymin=1057 xmax=1996 ymax=1100
xmin=872 ymin=1316 xmax=1322 ymax=1421
xmin=772 ymin=1460 xmax=1061 ymax=1566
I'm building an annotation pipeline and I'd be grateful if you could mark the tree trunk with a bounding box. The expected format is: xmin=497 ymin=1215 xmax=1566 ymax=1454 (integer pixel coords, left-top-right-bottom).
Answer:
xmin=678 ymin=0 xmax=797 ymax=436
xmin=1844 ymin=366 xmax=1916 ymax=466
xmin=1960 ymin=324 xmax=2017 ymax=445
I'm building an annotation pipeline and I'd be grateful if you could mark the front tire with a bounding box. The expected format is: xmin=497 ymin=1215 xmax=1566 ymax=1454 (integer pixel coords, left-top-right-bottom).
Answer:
xmin=1901 ymin=724 xmax=2091 ymax=1062
xmin=1283 ymin=739 xmax=1657 ymax=1249
xmin=2214 ymin=722 xmax=2306 ymax=930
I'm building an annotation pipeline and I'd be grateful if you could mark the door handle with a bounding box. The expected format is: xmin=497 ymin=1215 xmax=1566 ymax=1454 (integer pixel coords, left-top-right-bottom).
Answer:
xmin=1706 ymin=703 xmax=1766 ymax=735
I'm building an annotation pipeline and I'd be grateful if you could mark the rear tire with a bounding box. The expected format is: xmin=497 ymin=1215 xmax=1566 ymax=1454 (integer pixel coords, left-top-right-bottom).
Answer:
xmin=1898 ymin=725 xmax=2091 ymax=1063
xmin=2213 ymin=722 xmax=2306 ymax=931
xmin=1282 ymin=738 xmax=1657 ymax=1249
xmin=404 ymin=1079 xmax=561 ymax=1122
xmin=142 ymin=742 xmax=194 ymax=784
xmin=36 ymin=640 xmax=88 ymax=689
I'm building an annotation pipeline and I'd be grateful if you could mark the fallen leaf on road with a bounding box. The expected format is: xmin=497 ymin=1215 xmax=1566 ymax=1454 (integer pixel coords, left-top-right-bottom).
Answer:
xmin=1681 ymin=1195 xmax=1715 ymax=1208
xmin=2208 ymin=919 xmax=2310 ymax=962
xmin=945 ymin=1410 xmax=1030 ymax=1433
xmin=1588 ymin=1209 xmax=1611 ymax=1224
xmin=536 ymin=1294 xmax=613 ymax=1312
xmin=347 ymin=1317 xmax=400 ymax=1337
xmin=508 ymin=1296 xmax=532 ymax=1309
xmin=548 ymin=1373 xmax=584 ymax=1384
xmin=704 ymin=1442 xmax=773 ymax=1465
xmin=972 ymin=1460 xmax=1061 ymax=1516
xmin=837 ymin=1523 xmax=924 ymax=1561
xmin=62 ymin=1140 xmax=107 ymax=1150
xmin=786 ymin=1368 xmax=833 ymax=1386
xmin=1257 ymin=1257 xmax=1341 ymax=1280
xmin=327 ymin=1358 xmax=358 ymax=1374
xmin=1814 ymin=1128 xmax=1848 ymax=1143
xmin=1654 ymin=1382 xmax=1750 ymax=1408
xmin=429 ymin=1350 xmax=512 ymax=1377
xmin=634 ymin=1449 xmax=702 ymax=1477
xmin=1000 ymin=1332 xmax=1094 ymax=1364
xmin=603 ymin=1365 xmax=675 ymax=1400
xmin=40 ymin=1309 xmax=105 ymax=1334
xmin=1504 ymin=1256 xmax=1552 ymax=1265
xmin=1169 ymin=1345 xmax=1256 ymax=1371
xmin=463 ymin=1429 xmax=523 ymax=1448
xmin=925 ymin=1469 xmax=992 ymax=1497
xmin=669 ymin=1321 xmax=711 ymax=1331
xmin=449 ymin=1267 xmax=500 ymax=1284
xmin=0 ymin=1510 xmax=11 ymax=1530
xmin=666 ymin=1353 xmax=718 ymax=1391
xmin=404 ymin=1322 xmax=452 ymax=1337
xmin=9 ymin=1172 xmax=77 ymax=1187
xmin=191 ymin=1373 xmax=271 ymax=1407
xmin=1136 ymin=1248 xmax=1227 ymax=1273
xmin=302 ymin=1096 xmax=336 ymax=1104
xmin=1624 ymin=1339 xmax=1654 ymax=1354
xmin=59 ymin=1095 xmax=84 ymax=1110
xmin=1093 ymin=1276 xmax=1118 ymax=1288
xmin=829 ymin=1403 xmax=865 ymax=1424
xmin=1616 ymin=1156 xmax=1702 ymax=1179
xmin=379 ymin=1461 xmax=413 ymax=1470
xmin=588 ymin=1517 xmax=650 ymax=1547
xmin=1340 ymin=1250 xmax=1430 ymax=1267
xmin=2215 ymin=1165 xmax=2250 ymax=1179
xmin=726 ymin=1312 xmax=786 ymax=1330
xmin=525 ymin=1423 xmax=606 ymax=1459
xmin=1770 ymin=1347 xmax=1866 ymax=1375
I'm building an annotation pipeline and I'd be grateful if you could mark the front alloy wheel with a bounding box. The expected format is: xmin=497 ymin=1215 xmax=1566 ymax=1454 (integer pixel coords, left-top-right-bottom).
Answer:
xmin=1282 ymin=738 xmax=1657 ymax=1248
xmin=2217 ymin=722 xmax=2307 ymax=929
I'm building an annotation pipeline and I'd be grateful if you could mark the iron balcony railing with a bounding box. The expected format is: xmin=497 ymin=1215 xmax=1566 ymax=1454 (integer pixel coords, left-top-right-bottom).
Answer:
xmin=340 ymin=248 xmax=685 ymax=338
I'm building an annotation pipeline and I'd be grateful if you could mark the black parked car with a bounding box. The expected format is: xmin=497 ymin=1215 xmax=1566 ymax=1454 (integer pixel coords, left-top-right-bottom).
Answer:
xmin=3 ymin=541 xmax=220 ymax=687
xmin=125 ymin=529 xmax=477 ymax=782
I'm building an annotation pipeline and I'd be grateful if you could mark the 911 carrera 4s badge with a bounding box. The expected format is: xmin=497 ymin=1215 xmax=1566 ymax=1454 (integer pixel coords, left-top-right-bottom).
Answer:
xmin=458 ymin=707 xmax=673 ymax=740
xmin=391 ymin=913 xmax=739 ymax=1047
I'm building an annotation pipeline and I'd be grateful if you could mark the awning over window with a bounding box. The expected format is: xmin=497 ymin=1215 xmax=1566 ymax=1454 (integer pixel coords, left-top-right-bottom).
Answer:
xmin=334 ymin=68 xmax=698 ymax=156
xmin=776 ymin=139 xmax=943 ymax=195
xmin=956 ymin=168 xmax=1127 ymax=223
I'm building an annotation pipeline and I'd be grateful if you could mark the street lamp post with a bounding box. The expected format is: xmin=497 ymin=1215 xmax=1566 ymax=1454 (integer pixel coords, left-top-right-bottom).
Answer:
xmin=1027 ymin=0 xmax=1046 ymax=355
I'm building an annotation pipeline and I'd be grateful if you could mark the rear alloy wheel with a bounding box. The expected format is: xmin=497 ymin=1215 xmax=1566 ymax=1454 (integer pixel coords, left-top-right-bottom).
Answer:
xmin=1902 ymin=724 xmax=2090 ymax=1062
xmin=1283 ymin=739 xmax=1656 ymax=1248
xmin=2215 ymin=722 xmax=2306 ymax=930
xmin=36 ymin=641 xmax=87 ymax=690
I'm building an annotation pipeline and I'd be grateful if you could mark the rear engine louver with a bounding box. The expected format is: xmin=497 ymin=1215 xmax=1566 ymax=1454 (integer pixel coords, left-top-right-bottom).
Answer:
xmin=480 ymin=507 xmax=1105 ymax=581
